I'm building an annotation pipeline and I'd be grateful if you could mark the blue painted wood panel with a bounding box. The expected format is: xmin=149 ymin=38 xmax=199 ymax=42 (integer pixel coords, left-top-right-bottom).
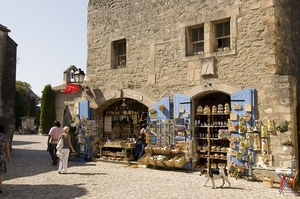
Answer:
xmin=149 ymin=97 xmax=170 ymax=121
xmin=230 ymin=88 xmax=255 ymax=168
xmin=78 ymin=100 xmax=90 ymax=120
xmin=173 ymin=94 xmax=191 ymax=125
xmin=230 ymin=88 xmax=255 ymax=127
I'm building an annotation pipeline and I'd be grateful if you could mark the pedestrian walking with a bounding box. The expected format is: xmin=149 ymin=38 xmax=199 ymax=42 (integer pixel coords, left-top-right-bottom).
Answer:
xmin=57 ymin=126 xmax=75 ymax=174
xmin=47 ymin=121 xmax=63 ymax=166
xmin=135 ymin=123 xmax=147 ymax=160
xmin=0 ymin=125 xmax=12 ymax=194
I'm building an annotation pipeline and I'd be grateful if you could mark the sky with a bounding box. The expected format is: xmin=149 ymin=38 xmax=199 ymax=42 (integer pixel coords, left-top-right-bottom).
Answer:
xmin=0 ymin=1 xmax=88 ymax=96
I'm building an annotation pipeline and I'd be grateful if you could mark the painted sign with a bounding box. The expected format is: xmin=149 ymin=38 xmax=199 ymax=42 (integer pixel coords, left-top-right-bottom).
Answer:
xmin=124 ymin=92 xmax=143 ymax=101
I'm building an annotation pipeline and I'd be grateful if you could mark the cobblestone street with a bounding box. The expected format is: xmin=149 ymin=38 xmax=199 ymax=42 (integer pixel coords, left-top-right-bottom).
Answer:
xmin=0 ymin=134 xmax=298 ymax=199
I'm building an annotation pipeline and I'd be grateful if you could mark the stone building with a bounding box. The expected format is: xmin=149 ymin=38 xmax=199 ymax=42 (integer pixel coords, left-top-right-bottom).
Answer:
xmin=54 ymin=0 xmax=300 ymax=180
xmin=0 ymin=24 xmax=17 ymax=142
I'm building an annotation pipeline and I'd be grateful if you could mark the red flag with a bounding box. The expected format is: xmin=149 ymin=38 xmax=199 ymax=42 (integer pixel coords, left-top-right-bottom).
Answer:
xmin=61 ymin=83 xmax=82 ymax=94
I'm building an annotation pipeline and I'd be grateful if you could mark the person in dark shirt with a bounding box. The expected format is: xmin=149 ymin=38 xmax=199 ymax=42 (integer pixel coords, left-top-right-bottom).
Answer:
xmin=0 ymin=125 xmax=11 ymax=194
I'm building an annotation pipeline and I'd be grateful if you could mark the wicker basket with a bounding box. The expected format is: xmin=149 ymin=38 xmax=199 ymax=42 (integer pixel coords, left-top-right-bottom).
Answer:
xmin=155 ymin=159 xmax=165 ymax=167
xmin=102 ymin=151 xmax=110 ymax=156
xmin=164 ymin=155 xmax=175 ymax=167
xmin=139 ymin=154 xmax=149 ymax=165
xmin=155 ymin=155 xmax=167 ymax=167
xmin=148 ymin=155 xmax=157 ymax=166
xmin=144 ymin=145 xmax=153 ymax=154
xmin=161 ymin=147 xmax=171 ymax=155
xmin=174 ymin=156 xmax=186 ymax=168
xmin=153 ymin=146 xmax=162 ymax=154
xmin=170 ymin=147 xmax=181 ymax=154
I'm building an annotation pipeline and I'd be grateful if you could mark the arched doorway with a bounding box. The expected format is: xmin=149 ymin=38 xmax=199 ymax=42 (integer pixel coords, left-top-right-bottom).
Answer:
xmin=97 ymin=98 xmax=148 ymax=140
xmin=192 ymin=91 xmax=231 ymax=167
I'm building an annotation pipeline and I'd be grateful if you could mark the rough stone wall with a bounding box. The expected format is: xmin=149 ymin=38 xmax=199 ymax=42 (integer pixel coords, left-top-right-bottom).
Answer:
xmin=274 ymin=0 xmax=300 ymax=106
xmin=86 ymin=0 xmax=299 ymax=99
xmin=0 ymin=25 xmax=17 ymax=140
xmin=79 ymin=0 xmax=300 ymax=174
xmin=54 ymin=88 xmax=88 ymax=124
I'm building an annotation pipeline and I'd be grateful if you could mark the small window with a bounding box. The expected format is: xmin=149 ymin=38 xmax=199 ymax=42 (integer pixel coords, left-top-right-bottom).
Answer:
xmin=191 ymin=26 xmax=204 ymax=53
xmin=215 ymin=20 xmax=230 ymax=50
xmin=186 ymin=25 xmax=204 ymax=56
xmin=112 ymin=39 xmax=126 ymax=69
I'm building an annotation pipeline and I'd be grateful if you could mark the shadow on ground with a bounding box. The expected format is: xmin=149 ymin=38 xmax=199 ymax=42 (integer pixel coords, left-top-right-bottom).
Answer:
xmin=5 ymin=141 xmax=99 ymax=181
xmin=1 ymin=184 xmax=87 ymax=198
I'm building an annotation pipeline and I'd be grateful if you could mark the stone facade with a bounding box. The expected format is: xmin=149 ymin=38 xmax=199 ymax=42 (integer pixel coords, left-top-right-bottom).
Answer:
xmin=0 ymin=25 xmax=17 ymax=140
xmin=53 ymin=0 xmax=300 ymax=179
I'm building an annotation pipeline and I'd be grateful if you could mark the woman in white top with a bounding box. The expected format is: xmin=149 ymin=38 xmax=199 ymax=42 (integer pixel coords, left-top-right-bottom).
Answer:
xmin=57 ymin=126 xmax=75 ymax=174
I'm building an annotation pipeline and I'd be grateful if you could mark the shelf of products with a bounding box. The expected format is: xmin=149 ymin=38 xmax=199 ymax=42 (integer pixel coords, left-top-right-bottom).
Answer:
xmin=99 ymin=143 xmax=135 ymax=161
xmin=194 ymin=111 xmax=230 ymax=166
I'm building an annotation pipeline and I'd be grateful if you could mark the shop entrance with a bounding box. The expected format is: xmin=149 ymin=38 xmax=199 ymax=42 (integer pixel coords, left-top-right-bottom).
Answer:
xmin=193 ymin=91 xmax=231 ymax=167
xmin=101 ymin=98 xmax=148 ymax=141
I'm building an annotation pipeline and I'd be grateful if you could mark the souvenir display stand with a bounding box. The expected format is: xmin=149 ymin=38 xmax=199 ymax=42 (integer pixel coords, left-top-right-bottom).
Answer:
xmin=99 ymin=142 xmax=135 ymax=161
xmin=194 ymin=110 xmax=230 ymax=167
xmin=77 ymin=116 xmax=93 ymax=160
xmin=140 ymin=118 xmax=191 ymax=169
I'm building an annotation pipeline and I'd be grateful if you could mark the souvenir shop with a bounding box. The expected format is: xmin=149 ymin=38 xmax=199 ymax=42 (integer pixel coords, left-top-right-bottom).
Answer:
xmin=91 ymin=88 xmax=268 ymax=178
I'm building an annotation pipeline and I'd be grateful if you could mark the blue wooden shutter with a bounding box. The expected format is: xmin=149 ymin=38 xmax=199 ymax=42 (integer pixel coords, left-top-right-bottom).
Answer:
xmin=148 ymin=97 xmax=170 ymax=146
xmin=173 ymin=94 xmax=191 ymax=125
xmin=78 ymin=100 xmax=90 ymax=120
xmin=230 ymin=88 xmax=255 ymax=127
xmin=149 ymin=97 xmax=170 ymax=120
xmin=230 ymin=88 xmax=255 ymax=167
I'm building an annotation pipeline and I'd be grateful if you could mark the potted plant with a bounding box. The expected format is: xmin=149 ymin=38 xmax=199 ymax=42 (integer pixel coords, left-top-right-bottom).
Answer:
xmin=120 ymin=60 xmax=126 ymax=67
xmin=276 ymin=121 xmax=289 ymax=133
xmin=69 ymin=117 xmax=77 ymax=127
xmin=281 ymin=140 xmax=294 ymax=153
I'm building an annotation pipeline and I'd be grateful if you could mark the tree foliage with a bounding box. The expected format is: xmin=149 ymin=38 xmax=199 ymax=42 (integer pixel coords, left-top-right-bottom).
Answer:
xmin=40 ymin=84 xmax=56 ymax=134
xmin=15 ymin=81 xmax=39 ymax=129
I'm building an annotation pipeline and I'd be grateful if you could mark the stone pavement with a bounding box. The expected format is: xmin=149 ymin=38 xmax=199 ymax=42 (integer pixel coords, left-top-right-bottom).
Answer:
xmin=0 ymin=134 xmax=299 ymax=199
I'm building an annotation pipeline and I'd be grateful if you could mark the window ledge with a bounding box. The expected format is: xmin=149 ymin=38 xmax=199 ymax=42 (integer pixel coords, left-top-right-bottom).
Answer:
xmin=183 ymin=48 xmax=236 ymax=62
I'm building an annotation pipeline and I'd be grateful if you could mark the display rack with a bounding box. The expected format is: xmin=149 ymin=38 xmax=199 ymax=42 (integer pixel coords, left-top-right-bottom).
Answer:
xmin=194 ymin=113 xmax=230 ymax=166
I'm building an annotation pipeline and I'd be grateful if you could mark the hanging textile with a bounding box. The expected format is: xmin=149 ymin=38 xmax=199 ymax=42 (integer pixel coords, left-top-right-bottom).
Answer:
xmin=61 ymin=83 xmax=82 ymax=94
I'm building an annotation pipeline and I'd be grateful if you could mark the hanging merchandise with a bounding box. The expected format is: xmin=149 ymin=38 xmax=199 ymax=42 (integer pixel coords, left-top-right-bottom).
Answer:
xmin=238 ymin=137 xmax=248 ymax=154
xmin=261 ymin=138 xmax=268 ymax=155
xmin=253 ymin=133 xmax=260 ymax=151
xmin=261 ymin=126 xmax=268 ymax=137
xmin=246 ymin=132 xmax=254 ymax=150
xmin=239 ymin=117 xmax=246 ymax=134
xmin=267 ymin=119 xmax=275 ymax=132
xmin=254 ymin=120 xmax=261 ymax=132
xmin=248 ymin=137 xmax=254 ymax=150
xmin=227 ymin=119 xmax=236 ymax=131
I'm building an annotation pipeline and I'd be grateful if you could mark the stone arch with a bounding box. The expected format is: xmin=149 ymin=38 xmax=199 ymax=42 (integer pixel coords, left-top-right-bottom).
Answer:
xmin=94 ymin=89 xmax=156 ymax=117
xmin=183 ymin=83 xmax=241 ymax=99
